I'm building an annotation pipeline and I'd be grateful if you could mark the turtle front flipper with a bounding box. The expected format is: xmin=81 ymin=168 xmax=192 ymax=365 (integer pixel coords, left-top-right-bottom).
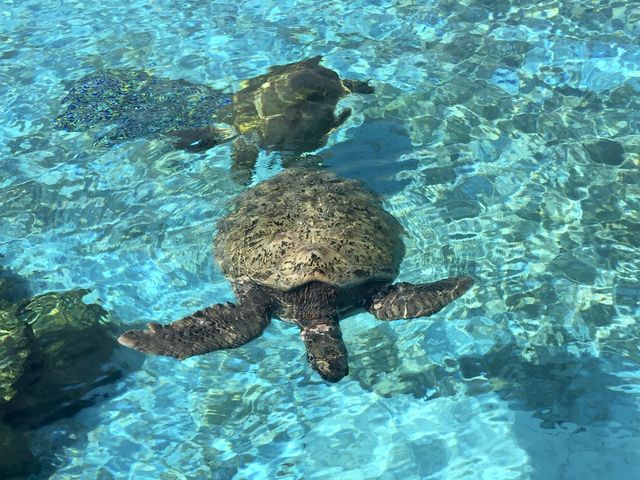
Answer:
xmin=168 ymin=125 xmax=235 ymax=152
xmin=231 ymin=133 xmax=261 ymax=183
xmin=117 ymin=301 xmax=271 ymax=360
xmin=333 ymin=107 xmax=352 ymax=129
xmin=342 ymin=79 xmax=375 ymax=94
xmin=367 ymin=277 xmax=474 ymax=320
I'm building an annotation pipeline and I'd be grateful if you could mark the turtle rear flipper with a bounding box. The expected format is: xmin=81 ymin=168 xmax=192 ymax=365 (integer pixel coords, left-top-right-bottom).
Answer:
xmin=118 ymin=302 xmax=271 ymax=360
xmin=367 ymin=277 xmax=474 ymax=320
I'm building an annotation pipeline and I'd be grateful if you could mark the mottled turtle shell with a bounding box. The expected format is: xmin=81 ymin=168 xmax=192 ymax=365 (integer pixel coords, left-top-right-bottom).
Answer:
xmin=215 ymin=169 xmax=405 ymax=291
xmin=231 ymin=56 xmax=352 ymax=150
xmin=56 ymin=69 xmax=231 ymax=146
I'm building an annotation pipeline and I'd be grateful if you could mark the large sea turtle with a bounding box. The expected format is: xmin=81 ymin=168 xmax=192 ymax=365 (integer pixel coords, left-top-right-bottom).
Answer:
xmin=118 ymin=169 xmax=473 ymax=382
xmin=56 ymin=57 xmax=373 ymax=181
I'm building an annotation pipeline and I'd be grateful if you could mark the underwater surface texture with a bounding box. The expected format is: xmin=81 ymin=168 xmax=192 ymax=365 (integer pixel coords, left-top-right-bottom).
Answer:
xmin=1 ymin=0 xmax=640 ymax=478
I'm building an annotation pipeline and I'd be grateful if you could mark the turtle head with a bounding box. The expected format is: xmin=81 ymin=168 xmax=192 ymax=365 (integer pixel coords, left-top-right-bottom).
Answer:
xmin=300 ymin=322 xmax=349 ymax=383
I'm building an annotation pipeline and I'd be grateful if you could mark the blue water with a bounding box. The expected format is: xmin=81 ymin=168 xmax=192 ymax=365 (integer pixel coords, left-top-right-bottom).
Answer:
xmin=2 ymin=0 xmax=640 ymax=478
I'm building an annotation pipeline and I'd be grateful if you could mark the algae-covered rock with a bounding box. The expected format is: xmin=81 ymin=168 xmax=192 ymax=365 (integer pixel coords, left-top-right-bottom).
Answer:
xmin=0 ymin=268 xmax=131 ymax=474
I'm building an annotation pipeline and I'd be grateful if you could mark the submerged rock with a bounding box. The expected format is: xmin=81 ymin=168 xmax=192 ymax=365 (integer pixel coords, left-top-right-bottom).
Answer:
xmin=0 ymin=265 xmax=142 ymax=478
xmin=0 ymin=265 xmax=32 ymax=405
xmin=20 ymin=288 xmax=110 ymax=334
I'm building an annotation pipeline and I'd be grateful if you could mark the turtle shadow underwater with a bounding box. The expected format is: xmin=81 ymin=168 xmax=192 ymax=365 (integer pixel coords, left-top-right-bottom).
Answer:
xmin=342 ymin=301 xmax=640 ymax=479
xmin=55 ymin=56 xmax=375 ymax=183
xmin=321 ymin=118 xmax=419 ymax=195
xmin=458 ymin=343 xmax=640 ymax=479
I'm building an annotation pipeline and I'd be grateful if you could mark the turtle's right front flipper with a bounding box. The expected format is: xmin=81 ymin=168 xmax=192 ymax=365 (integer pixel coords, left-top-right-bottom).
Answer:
xmin=230 ymin=133 xmax=261 ymax=184
xmin=367 ymin=277 xmax=474 ymax=320
xmin=118 ymin=302 xmax=271 ymax=360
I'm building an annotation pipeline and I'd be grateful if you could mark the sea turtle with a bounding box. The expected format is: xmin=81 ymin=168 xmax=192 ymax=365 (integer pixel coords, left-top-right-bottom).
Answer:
xmin=56 ymin=57 xmax=374 ymax=181
xmin=0 ymin=288 xmax=125 ymax=429
xmin=0 ymin=282 xmax=126 ymax=476
xmin=55 ymin=69 xmax=234 ymax=150
xmin=118 ymin=169 xmax=473 ymax=382
xmin=213 ymin=55 xmax=375 ymax=181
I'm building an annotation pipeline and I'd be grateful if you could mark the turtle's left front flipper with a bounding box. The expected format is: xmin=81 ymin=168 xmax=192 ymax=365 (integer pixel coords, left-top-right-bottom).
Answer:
xmin=168 ymin=124 xmax=238 ymax=152
xmin=118 ymin=301 xmax=271 ymax=360
xmin=342 ymin=79 xmax=375 ymax=94
xmin=168 ymin=126 xmax=223 ymax=152
xmin=367 ymin=277 xmax=474 ymax=320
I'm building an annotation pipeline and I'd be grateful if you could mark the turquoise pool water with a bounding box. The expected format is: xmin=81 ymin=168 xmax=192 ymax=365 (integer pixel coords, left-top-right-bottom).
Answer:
xmin=2 ymin=0 xmax=640 ymax=478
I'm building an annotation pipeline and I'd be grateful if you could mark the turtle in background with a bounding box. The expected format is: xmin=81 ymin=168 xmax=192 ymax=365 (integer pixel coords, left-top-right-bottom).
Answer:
xmin=55 ymin=57 xmax=374 ymax=181
xmin=55 ymin=69 xmax=234 ymax=151
xmin=118 ymin=169 xmax=473 ymax=383
xmin=211 ymin=55 xmax=375 ymax=181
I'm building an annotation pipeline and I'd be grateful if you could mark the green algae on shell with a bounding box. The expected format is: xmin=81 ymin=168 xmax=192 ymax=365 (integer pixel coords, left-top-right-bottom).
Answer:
xmin=0 ymin=304 xmax=32 ymax=404
xmin=56 ymin=69 xmax=233 ymax=149
xmin=1 ymin=289 xmax=124 ymax=429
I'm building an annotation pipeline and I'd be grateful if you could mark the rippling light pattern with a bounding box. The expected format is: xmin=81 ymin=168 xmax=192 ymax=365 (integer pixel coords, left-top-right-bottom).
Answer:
xmin=1 ymin=0 xmax=639 ymax=478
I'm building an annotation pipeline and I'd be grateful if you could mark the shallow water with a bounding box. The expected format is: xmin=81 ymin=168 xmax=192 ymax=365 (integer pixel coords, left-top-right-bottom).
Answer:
xmin=1 ymin=0 xmax=640 ymax=478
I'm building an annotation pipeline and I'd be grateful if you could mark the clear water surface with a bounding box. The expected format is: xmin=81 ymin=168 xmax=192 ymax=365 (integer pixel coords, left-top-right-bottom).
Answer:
xmin=1 ymin=0 xmax=640 ymax=478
